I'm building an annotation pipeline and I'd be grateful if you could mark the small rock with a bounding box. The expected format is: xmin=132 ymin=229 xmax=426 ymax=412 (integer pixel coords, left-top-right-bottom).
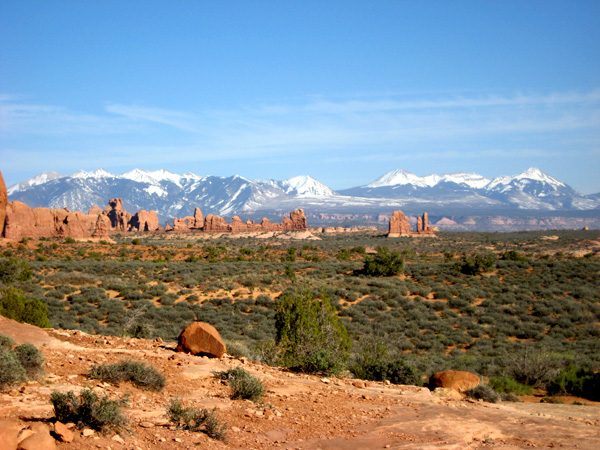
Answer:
xmin=174 ymin=438 xmax=182 ymax=442
xmin=139 ymin=422 xmax=154 ymax=428
xmin=53 ymin=422 xmax=74 ymax=443
xmin=321 ymin=378 xmax=330 ymax=384
xmin=82 ymin=428 xmax=95 ymax=437
xmin=112 ymin=434 xmax=125 ymax=444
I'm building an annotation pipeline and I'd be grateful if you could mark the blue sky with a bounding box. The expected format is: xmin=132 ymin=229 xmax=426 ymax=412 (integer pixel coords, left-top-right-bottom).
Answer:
xmin=1 ymin=0 xmax=599 ymax=193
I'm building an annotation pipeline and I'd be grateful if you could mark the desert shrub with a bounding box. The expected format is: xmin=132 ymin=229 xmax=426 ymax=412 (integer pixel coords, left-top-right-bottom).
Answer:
xmin=547 ymin=365 xmax=600 ymax=401
xmin=50 ymin=387 xmax=129 ymax=433
xmin=166 ymin=398 xmax=227 ymax=441
xmin=0 ymin=287 xmax=51 ymax=328
xmin=0 ymin=257 xmax=32 ymax=284
xmin=501 ymin=250 xmax=529 ymax=262
xmin=89 ymin=359 xmax=166 ymax=391
xmin=465 ymin=384 xmax=500 ymax=403
xmin=13 ymin=343 xmax=44 ymax=378
xmin=363 ymin=247 xmax=404 ymax=277
xmin=0 ymin=347 xmax=26 ymax=389
xmin=350 ymin=341 xmax=422 ymax=386
xmin=499 ymin=349 xmax=562 ymax=388
xmin=275 ymin=288 xmax=350 ymax=375
xmin=488 ymin=376 xmax=534 ymax=396
xmin=0 ymin=334 xmax=15 ymax=350
xmin=213 ymin=366 xmax=265 ymax=402
xmin=458 ymin=253 xmax=496 ymax=275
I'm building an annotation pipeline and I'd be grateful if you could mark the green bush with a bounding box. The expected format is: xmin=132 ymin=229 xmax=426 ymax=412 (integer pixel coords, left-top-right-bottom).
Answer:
xmin=89 ymin=359 xmax=166 ymax=391
xmin=350 ymin=341 xmax=422 ymax=385
xmin=50 ymin=387 xmax=129 ymax=432
xmin=363 ymin=247 xmax=404 ymax=277
xmin=547 ymin=365 xmax=600 ymax=401
xmin=275 ymin=288 xmax=350 ymax=375
xmin=166 ymin=398 xmax=227 ymax=441
xmin=0 ymin=287 xmax=51 ymax=328
xmin=458 ymin=253 xmax=496 ymax=275
xmin=465 ymin=384 xmax=501 ymax=403
xmin=14 ymin=343 xmax=45 ymax=379
xmin=213 ymin=366 xmax=265 ymax=402
xmin=488 ymin=376 xmax=534 ymax=396
xmin=0 ymin=347 xmax=26 ymax=389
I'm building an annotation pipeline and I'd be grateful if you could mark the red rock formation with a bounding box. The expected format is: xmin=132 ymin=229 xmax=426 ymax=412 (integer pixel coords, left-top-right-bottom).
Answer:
xmin=0 ymin=171 xmax=7 ymax=237
xmin=389 ymin=210 xmax=437 ymax=237
xmin=388 ymin=210 xmax=412 ymax=237
xmin=88 ymin=205 xmax=103 ymax=215
xmin=176 ymin=321 xmax=226 ymax=358
xmin=92 ymin=214 xmax=111 ymax=238
xmin=129 ymin=210 xmax=159 ymax=232
xmin=104 ymin=198 xmax=131 ymax=231
xmin=173 ymin=216 xmax=195 ymax=231
xmin=3 ymin=201 xmax=99 ymax=240
xmin=203 ymin=214 xmax=230 ymax=232
xmin=428 ymin=370 xmax=480 ymax=392
xmin=189 ymin=209 xmax=308 ymax=234
xmin=193 ymin=207 xmax=203 ymax=228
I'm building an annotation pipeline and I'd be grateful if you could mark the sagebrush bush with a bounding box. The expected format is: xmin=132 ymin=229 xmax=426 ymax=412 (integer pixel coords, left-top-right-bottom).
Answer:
xmin=0 ymin=347 xmax=26 ymax=389
xmin=499 ymin=349 xmax=562 ymax=388
xmin=350 ymin=342 xmax=422 ymax=386
xmin=50 ymin=387 xmax=129 ymax=432
xmin=0 ymin=334 xmax=15 ymax=350
xmin=14 ymin=343 xmax=45 ymax=379
xmin=465 ymin=384 xmax=501 ymax=403
xmin=213 ymin=366 xmax=265 ymax=402
xmin=167 ymin=398 xmax=227 ymax=441
xmin=89 ymin=359 xmax=165 ymax=391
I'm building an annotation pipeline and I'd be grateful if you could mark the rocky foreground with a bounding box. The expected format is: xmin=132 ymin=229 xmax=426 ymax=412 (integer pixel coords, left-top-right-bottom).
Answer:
xmin=1 ymin=317 xmax=598 ymax=450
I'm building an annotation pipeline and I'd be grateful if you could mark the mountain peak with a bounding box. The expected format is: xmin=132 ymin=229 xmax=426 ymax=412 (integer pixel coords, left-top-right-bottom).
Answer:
xmin=282 ymin=175 xmax=336 ymax=197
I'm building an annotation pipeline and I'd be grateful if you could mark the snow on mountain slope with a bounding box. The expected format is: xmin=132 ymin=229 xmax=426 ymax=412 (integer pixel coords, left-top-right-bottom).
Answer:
xmin=486 ymin=167 xmax=566 ymax=192
xmin=120 ymin=168 xmax=183 ymax=187
xmin=366 ymin=170 xmax=441 ymax=188
xmin=439 ymin=172 xmax=491 ymax=189
xmin=7 ymin=171 xmax=65 ymax=195
xmin=282 ymin=175 xmax=337 ymax=197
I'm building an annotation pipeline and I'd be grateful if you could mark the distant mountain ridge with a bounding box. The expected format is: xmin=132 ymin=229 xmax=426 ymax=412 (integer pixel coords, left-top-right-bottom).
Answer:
xmin=7 ymin=167 xmax=599 ymax=224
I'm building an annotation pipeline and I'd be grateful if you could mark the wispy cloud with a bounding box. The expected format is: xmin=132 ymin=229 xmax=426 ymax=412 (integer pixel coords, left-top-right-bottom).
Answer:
xmin=2 ymin=89 xmax=599 ymax=173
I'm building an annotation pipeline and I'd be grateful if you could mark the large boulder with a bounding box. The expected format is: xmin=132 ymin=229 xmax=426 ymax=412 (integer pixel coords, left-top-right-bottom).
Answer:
xmin=176 ymin=322 xmax=226 ymax=358
xmin=428 ymin=370 xmax=480 ymax=392
xmin=17 ymin=423 xmax=56 ymax=450
xmin=0 ymin=419 xmax=20 ymax=450
xmin=129 ymin=210 xmax=159 ymax=232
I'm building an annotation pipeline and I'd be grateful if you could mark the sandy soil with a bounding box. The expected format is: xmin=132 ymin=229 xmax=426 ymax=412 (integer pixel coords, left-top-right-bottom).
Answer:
xmin=1 ymin=317 xmax=598 ymax=450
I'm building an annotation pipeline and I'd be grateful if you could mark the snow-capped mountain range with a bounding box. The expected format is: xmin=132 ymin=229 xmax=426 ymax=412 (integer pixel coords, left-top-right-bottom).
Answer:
xmin=6 ymin=167 xmax=599 ymax=222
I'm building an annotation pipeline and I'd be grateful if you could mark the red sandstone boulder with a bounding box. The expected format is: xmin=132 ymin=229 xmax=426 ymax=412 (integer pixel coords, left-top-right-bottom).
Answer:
xmin=0 ymin=171 xmax=7 ymax=237
xmin=17 ymin=423 xmax=56 ymax=450
xmin=288 ymin=209 xmax=307 ymax=230
xmin=429 ymin=370 xmax=480 ymax=392
xmin=0 ymin=419 xmax=19 ymax=450
xmin=176 ymin=322 xmax=226 ymax=358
